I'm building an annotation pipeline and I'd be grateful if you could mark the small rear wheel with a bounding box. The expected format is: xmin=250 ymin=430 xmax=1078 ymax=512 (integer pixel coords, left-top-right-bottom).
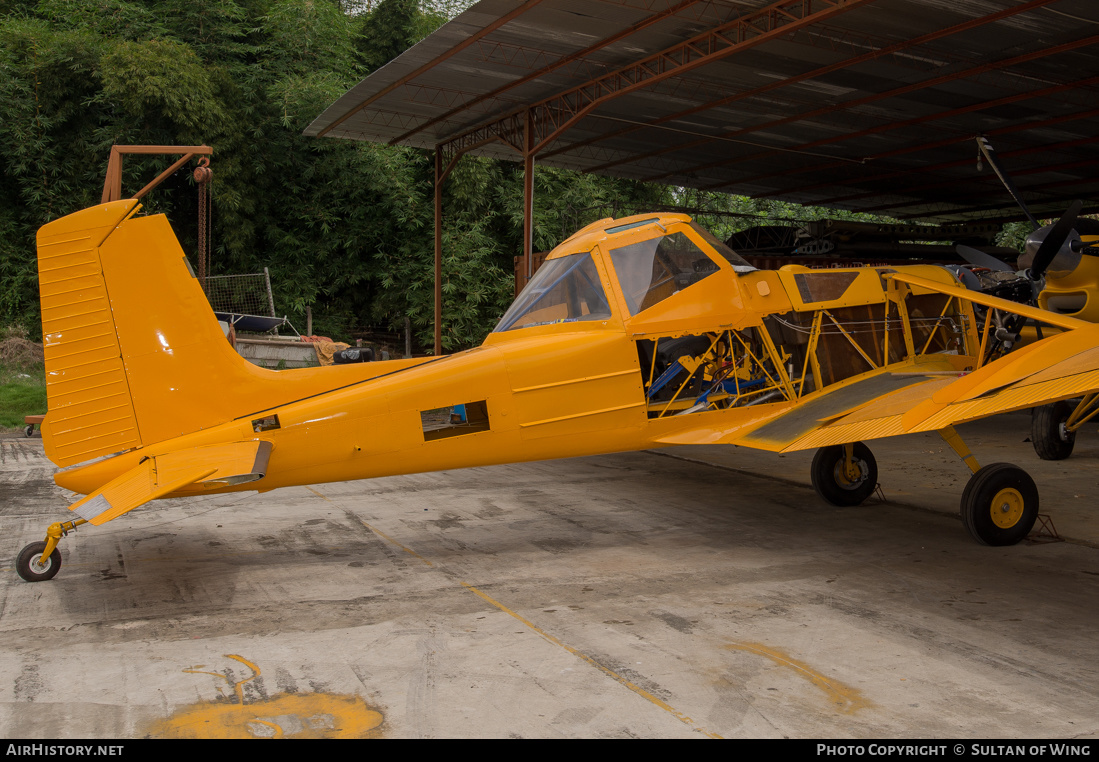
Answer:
xmin=16 ymin=541 xmax=61 ymax=582
xmin=960 ymin=463 xmax=1038 ymax=546
xmin=811 ymin=442 xmax=877 ymax=506
xmin=1031 ymin=401 xmax=1075 ymax=461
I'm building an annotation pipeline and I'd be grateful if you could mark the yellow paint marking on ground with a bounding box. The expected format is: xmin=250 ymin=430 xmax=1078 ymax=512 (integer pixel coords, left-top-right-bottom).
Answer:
xmin=149 ymin=690 xmax=385 ymax=739
xmin=183 ymin=654 xmax=258 ymax=705
xmin=309 ymin=486 xmax=721 ymax=738
xmin=151 ymin=654 xmax=385 ymax=739
xmin=458 ymin=580 xmax=722 ymax=738
xmin=725 ymin=641 xmax=871 ymax=714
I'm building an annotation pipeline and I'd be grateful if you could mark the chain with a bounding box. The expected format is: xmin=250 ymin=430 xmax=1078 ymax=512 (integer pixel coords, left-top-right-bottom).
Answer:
xmin=193 ymin=157 xmax=213 ymax=291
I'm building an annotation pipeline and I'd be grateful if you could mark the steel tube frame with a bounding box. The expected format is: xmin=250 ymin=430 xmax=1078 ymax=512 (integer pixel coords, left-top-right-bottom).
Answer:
xmin=101 ymin=145 xmax=213 ymax=204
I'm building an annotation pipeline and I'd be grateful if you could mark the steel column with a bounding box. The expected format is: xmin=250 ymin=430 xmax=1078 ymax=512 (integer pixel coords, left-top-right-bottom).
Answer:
xmin=524 ymin=109 xmax=535 ymax=283
xmin=434 ymin=147 xmax=443 ymax=356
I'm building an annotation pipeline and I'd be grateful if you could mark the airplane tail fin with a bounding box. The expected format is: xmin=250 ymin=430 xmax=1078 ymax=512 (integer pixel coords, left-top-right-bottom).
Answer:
xmin=37 ymin=200 xmax=288 ymax=467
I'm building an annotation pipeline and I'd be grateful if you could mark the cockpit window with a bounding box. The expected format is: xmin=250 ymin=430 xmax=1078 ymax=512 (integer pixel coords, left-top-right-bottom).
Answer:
xmin=610 ymin=231 xmax=721 ymax=316
xmin=688 ymin=222 xmax=756 ymax=272
xmin=495 ymin=251 xmax=612 ymax=332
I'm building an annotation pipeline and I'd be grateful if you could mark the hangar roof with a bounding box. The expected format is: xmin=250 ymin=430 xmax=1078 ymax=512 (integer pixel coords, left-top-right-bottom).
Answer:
xmin=306 ymin=0 xmax=1099 ymax=223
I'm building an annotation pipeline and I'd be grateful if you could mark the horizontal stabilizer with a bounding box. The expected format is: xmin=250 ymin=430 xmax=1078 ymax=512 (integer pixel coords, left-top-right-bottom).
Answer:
xmin=68 ymin=441 xmax=272 ymax=525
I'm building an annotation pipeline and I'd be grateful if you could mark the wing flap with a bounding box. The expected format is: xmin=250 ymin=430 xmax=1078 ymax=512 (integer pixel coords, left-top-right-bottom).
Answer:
xmin=779 ymin=329 xmax=1099 ymax=448
xmin=729 ymin=365 xmax=956 ymax=450
xmin=902 ymin=328 xmax=1099 ymax=432
xmin=653 ymin=362 xmax=958 ymax=451
xmin=906 ymin=360 xmax=1099 ymax=434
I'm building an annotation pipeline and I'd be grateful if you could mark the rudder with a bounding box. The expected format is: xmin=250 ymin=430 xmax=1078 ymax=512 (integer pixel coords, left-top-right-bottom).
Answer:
xmin=38 ymin=201 xmax=145 ymax=467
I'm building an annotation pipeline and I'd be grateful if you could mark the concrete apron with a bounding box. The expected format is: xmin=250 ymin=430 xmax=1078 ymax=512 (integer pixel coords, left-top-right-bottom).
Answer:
xmin=0 ymin=411 xmax=1096 ymax=739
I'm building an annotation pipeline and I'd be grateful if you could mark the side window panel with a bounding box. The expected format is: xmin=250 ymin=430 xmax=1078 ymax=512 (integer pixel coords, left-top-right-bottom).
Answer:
xmin=610 ymin=232 xmax=719 ymax=316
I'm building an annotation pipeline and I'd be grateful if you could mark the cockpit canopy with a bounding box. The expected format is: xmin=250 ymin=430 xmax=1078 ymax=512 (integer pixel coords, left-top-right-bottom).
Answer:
xmin=496 ymin=251 xmax=610 ymax=331
xmin=495 ymin=216 xmax=753 ymax=333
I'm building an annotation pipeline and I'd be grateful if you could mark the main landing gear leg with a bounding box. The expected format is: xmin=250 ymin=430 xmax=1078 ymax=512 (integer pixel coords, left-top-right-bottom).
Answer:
xmin=1032 ymin=394 xmax=1099 ymax=461
xmin=16 ymin=518 xmax=86 ymax=582
xmin=939 ymin=426 xmax=1038 ymax=546
xmin=811 ymin=441 xmax=878 ymax=506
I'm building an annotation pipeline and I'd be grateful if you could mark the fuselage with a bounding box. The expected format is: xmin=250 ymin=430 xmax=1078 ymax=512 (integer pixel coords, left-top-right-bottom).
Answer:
xmin=48 ymin=211 xmax=971 ymax=497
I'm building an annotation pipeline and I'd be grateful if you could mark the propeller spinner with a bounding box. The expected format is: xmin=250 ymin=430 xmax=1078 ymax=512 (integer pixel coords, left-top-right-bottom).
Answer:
xmin=1025 ymin=200 xmax=1083 ymax=281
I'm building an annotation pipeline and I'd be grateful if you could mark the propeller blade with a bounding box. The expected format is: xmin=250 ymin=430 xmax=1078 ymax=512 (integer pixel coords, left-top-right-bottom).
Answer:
xmin=977 ymin=137 xmax=1040 ymax=229
xmin=955 ymin=244 xmax=1013 ymax=272
xmin=1030 ymin=200 xmax=1082 ymax=280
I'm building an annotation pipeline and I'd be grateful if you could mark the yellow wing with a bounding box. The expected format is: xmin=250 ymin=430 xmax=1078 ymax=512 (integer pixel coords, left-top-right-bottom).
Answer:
xmin=657 ymin=324 xmax=1099 ymax=454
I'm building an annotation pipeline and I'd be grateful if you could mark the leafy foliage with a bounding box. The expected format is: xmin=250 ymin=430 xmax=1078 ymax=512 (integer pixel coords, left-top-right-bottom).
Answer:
xmin=0 ymin=0 xmax=965 ymax=355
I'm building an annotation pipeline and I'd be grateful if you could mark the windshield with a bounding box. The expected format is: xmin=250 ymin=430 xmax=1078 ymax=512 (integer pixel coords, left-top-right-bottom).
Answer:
xmin=495 ymin=251 xmax=612 ymax=332
xmin=609 ymin=231 xmax=722 ymax=316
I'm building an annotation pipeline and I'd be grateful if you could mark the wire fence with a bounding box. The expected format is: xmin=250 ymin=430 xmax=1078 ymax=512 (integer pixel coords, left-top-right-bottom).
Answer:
xmin=201 ymin=269 xmax=275 ymax=317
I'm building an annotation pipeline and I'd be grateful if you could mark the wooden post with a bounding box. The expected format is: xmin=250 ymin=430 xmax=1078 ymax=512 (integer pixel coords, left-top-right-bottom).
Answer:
xmin=264 ymin=267 xmax=275 ymax=317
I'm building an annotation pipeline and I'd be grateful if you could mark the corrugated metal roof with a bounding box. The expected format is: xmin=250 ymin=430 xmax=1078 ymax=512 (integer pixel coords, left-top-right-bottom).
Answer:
xmin=306 ymin=0 xmax=1099 ymax=222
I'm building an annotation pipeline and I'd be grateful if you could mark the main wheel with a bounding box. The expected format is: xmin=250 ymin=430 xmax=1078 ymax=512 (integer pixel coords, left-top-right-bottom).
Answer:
xmin=16 ymin=541 xmax=61 ymax=582
xmin=811 ymin=442 xmax=877 ymax=506
xmin=1031 ymin=401 xmax=1075 ymax=461
xmin=960 ymin=463 xmax=1038 ymax=546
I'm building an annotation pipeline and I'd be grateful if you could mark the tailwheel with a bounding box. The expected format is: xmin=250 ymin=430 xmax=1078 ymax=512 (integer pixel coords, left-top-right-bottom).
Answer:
xmin=1030 ymin=401 xmax=1075 ymax=461
xmin=960 ymin=463 xmax=1038 ymax=546
xmin=14 ymin=519 xmax=84 ymax=582
xmin=811 ymin=442 xmax=877 ymax=506
xmin=16 ymin=541 xmax=62 ymax=582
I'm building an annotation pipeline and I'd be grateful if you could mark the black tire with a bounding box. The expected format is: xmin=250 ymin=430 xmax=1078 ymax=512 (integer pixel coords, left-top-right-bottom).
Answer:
xmin=810 ymin=442 xmax=877 ymax=506
xmin=1031 ymin=401 xmax=1075 ymax=461
xmin=16 ymin=541 xmax=61 ymax=582
xmin=960 ymin=463 xmax=1038 ymax=546
xmin=24 ymin=424 xmax=33 ymax=437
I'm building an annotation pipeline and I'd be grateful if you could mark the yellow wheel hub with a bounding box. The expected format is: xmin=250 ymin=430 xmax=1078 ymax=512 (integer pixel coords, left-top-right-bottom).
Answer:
xmin=990 ymin=487 xmax=1025 ymax=528
xmin=833 ymin=461 xmax=863 ymax=487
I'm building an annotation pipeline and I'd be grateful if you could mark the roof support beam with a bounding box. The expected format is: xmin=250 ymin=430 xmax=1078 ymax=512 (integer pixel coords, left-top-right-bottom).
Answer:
xmin=650 ymin=34 xmax=1099 ymax=187
xmin=738 ymin=106 xmax=1099 ymax=202
xmin=814 ymin=137 xmax=1099 ymax=210
xmin=889 ymin=192 xmax=1099 ymax=223
xmin=318 ymin=0 xmax=549 ymax=139
xmin=694 ymin=59 xmax=1099 ymax=193
xmin=559 ymin=0 xmax=1059 ymax=174
xmin=855 ymin=150 xmax=1099 ymax=217
xmin=390 ymin=0 xmax=710 ymax=147
xmin=435 ymin=0 xmax=876 ymax=165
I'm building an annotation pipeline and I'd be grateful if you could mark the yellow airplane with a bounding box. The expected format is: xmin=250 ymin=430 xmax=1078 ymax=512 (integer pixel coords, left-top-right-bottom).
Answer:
xmin=18 ymin=200 xmax=1099 ymax=581
xmin=956 ymin=140 xmax=1099 ymax=460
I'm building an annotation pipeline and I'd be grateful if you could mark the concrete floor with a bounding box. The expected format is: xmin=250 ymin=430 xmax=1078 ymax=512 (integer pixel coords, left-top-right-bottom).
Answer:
xmin=0 ymin=412 xmax=1097 ymax=739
